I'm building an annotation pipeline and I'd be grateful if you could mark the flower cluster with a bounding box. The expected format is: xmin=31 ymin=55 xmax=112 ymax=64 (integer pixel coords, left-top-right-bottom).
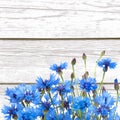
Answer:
xmin=2 ymin=51 xmax=120 ymax=120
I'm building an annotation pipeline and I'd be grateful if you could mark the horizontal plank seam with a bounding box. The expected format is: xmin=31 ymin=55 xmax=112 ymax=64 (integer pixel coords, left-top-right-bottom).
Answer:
xmin=0 ymin=38 xmax=120 ymax=40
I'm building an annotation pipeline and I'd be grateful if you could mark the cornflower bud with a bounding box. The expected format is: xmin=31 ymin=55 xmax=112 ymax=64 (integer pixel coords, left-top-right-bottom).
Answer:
xmin=102 ymin=86 xmax=106 ymax=93
xmin=82 ymin=91 xmax=87 ymax=97
xmin=114 ymin=78 xmax=119 ymax=90
xmin=100 ymin=50 xmax=105 ymax=57
xmin=92 ymin=90 xmax=97 ymax=98
xmin=71 ymin=58 xmax=76 ymax=65
xmin=82 ymin=71 xmax=89 ymax=79
xmin=82 ymin=53 xmax=87 ymax=60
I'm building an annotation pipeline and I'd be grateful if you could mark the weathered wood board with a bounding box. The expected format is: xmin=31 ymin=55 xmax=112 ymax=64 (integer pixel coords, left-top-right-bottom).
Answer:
xmin=0 ymin=39 xmax=120 ymax=119
xmin=0 ymin=40 xmax=120 ymax=84
xmin=1 ymin=0 xmax=120 ymax=38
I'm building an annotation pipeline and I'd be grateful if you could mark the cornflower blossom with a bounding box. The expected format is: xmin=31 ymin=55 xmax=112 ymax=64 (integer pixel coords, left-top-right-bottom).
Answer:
xmin=80 ymin=77 xmax=97 ymax=92
xmin=2 ymin=104 xmax=23 ymax=120
xmin=23 ymin=85 xmax=41 ymax=105
xmin=72 ymin=97 xmax=90 ymax=111
xmin=36 ymin=74 xmax=60 ymax=91
xmin=97 ymin=58 xmax=117 ymax=72
xmin=17 ymin=107 xmax=38 ymax=120
xmin=38 ymin=94 xmax=58 ymax=120
xmin=52 ymin=80 xmax=72 ymax=96
xmin=50 ymin=62 xmax=68 ymax=73
xmin=6 ymin=84 xmax=41 ymax=105
xmin=58 ymin=111 xmax=72 ymax=120
xmin=93 ymin=92 xmax=115 ymax=118
xmin=5 ymin=84 xmax=26 ymax=103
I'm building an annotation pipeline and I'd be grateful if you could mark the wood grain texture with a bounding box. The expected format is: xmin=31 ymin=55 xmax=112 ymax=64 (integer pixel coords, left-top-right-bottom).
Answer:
xmin=0 ymin=40 xmax=120 ymax=84
xmin=1 ymin=0 xmax=120 ymax=38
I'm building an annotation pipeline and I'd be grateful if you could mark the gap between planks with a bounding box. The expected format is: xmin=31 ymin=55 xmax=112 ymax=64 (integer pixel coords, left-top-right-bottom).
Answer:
xmin=0 ymin=38 xmax=120 ymax=40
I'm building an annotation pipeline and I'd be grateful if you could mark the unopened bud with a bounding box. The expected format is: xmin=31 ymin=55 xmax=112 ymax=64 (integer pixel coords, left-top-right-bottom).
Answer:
xmin=100 ymin=50 xmax=105 ymax=57
xmin=102 ymin=86 xmax=106 ymax=93
xmin=82 ymin=53 xmax=87 ymax=60
xmin=82 ymin=71 xmax=89 ymax=79
xmin=58 ymin=69 xmax=63 ymax=75
xmin=71 ymin=58 xmax=76 ymax=65
xmin=114 ymin=79 xmax=119 ymax=90
xmin=82 ymin=91 xmax=87 ymax=97
xmin=92 ymin=90 xmax=97 ymax=98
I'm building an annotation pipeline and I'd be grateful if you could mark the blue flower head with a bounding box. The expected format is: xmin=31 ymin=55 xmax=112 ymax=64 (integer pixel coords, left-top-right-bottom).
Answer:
xmin=17 ymin=107 xmax=38 ymax=120
xmin=50 ymin=62 xmax=68 ymax=74
xmin=80 ymin=77 xmax=97 ymax=92
xmin=36 ymin=74 xmax=60 ymax=91
xmin=52 ymin=80 xmax=72 ymax=95
xmin=23 ymin=84 xmax=41 ymax=104
xmin=97 ymin=58 xmax=117 ymax=72
xmin=2 ymin=104 xmax=23 ymax=120
xmin=94 ymin=92 xmax=115 ymax=117
xmin=5 ymin=84 xmax=26 ymax=103
xmin=72 ymin=97 xmax=90 ymax=112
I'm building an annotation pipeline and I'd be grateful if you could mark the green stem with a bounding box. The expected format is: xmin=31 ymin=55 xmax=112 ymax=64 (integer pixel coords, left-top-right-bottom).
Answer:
xmin=48 ymin=91 xmax=59 ymax=117
xmin=88 ymin=93 xmax=92 ymax=102
xmin=94 ymin=50 xmax=105 ymax=78
xmin=21 ymin=101 xmax=26 ymax=107
xmin=72 ymin=65 xmax=76 ymax=80
xmin=48 ymin=91 xmax=52 ymax=102
xmin=84 ymin=60 xmax=87 ymax=72
xmin=98 ymin=72 xmax=105 ymax=95
xmin=116 ymin=90 xmax=119 ymax=106
xmin=61 ymin=95 xmax=65 ymax=115
xmin=94 ymin=57 xmax=101 ymax=78
xmin=99 ymin=115 xmax=102 ymax=120
xmin=59 ymin=74 xmax=64 ymax=82
xmin=44 ymin=112 xmax=47 ymax=120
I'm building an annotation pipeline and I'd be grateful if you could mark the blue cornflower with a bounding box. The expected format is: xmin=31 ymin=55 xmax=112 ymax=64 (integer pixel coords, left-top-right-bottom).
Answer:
xmin=50 ymin=62 xmax=68 ymax=73
xmin=58 ymin=111 xmax=72 ymax=120
xmin=23 ymin=84 xmax=41 ymax=104
xmin=37 ymin=107 xmax=57 ymax=120
xmin=2 ymin=104 xmax=23 ymax=120
xmin=63 ymin=95 xmax=73 ymax=110
xmin=72 ymin=97 xmax=90 ymax=112
xmin=45 ymin=108 xmax=58 ymax=120
xmin=80 ymin=77 xmax=97 ymax=92
xmin=17 ymin=107 xmax=38 ymax=120
xmin=40 ymin=94 xmax=52 ymax=111
xmin=6 ymin=84 xmax=41 ymax=105
xmin=97 ymin=58 xmax=117 ymax=72
xmin=5 ymin=84 xmax=26 ymax=103
xmin=52 ymin=80 xmax=72 ymax=95
xmin=36 ymin=74 xmax=60 ymax=91
xmin=94 ymin=92 xmax=115 ymax=117
xmin=37 ymin=94 xmax=58 ymax=119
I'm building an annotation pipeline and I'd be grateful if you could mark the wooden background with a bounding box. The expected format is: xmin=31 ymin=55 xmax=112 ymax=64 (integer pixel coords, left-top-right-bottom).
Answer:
xmin=1 ymin=0 xmax=120 ymax=38
xmin=1 ymin=0 xmax=120 ymax=119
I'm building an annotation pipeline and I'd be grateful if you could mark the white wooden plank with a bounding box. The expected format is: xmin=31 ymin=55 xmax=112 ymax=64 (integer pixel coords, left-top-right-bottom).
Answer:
xmin=1 ymin=0 xmax=120 ymax=37
xmin=0 ymin=40 xmax=119 ymax=83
